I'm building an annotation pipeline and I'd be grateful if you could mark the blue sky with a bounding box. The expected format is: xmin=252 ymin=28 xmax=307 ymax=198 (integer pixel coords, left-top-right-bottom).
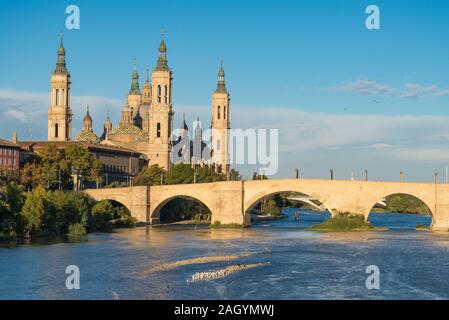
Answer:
xmin=1 ymin=0 xmax=449 ymax=181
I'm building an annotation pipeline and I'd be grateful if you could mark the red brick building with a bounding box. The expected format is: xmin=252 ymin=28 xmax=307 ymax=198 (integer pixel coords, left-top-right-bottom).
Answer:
xmin=0 ymin=139 xmax=21 ymax=176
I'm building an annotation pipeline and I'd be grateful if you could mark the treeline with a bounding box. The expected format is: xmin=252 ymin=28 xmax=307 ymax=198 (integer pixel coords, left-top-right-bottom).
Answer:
xmin=20 ymin=144 xmax=102 ymax=190
xmin=133 ymin=163 xmax=241 ymax=186
xmin=0 ymin=181 xmax=136 ymax=240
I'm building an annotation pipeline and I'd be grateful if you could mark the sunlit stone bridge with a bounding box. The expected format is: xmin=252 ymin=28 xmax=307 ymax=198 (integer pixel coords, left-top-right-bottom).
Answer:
xmin=84 ymin=179 xmax=449 ymax=231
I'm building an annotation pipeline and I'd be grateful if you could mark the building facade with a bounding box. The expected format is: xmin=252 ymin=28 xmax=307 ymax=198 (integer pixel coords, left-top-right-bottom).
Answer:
xmin=0 ymin=139 xmax=21 ymax=177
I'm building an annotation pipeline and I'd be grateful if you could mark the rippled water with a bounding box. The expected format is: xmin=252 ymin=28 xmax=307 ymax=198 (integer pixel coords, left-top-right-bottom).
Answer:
xmin=1 ymin=209 xmax=448 ymax=300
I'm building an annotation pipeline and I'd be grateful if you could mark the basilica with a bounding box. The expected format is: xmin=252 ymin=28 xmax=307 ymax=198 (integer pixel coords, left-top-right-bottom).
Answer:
xmin=47 ymin=33 xmax=231 ymax=174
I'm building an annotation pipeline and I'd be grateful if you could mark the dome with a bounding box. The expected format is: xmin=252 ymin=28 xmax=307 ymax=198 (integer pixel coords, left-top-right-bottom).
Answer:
xmin=75 ymin=130 xmax=100 ymax=144
xmin=109 ymin=123 xmax=147 ymax=141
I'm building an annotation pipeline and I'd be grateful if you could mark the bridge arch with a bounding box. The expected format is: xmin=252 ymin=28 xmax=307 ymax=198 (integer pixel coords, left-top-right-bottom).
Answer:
xmin=244 ymin=189 xmax=333 ymax=217
xmin=366 ymin=192 xmax=434 ymax=227
xmin=151 ymin=195 xmax=213 ymax=223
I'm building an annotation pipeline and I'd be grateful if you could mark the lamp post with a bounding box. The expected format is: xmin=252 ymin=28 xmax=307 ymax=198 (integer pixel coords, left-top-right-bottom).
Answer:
xmin=295 ymin=168 xmax=299 ymax=179
xmin=330 ymin=169 xmax=334 ymax=180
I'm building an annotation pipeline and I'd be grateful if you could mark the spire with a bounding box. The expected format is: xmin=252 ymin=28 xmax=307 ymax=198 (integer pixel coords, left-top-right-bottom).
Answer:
xmin=129 ymin=59 xmax=141 ymax=95
xmin=155 ymin=29 xmax=169 ymax=71
xmin=54 ymin=31 xmax=68 ymax=75
xmin=83 ymin=104 xmax=93 ymax=131
xmin=215 ymin=60 xmax=227 ymax=94
xmin=145 ymin=66 xmax=150 ymax=84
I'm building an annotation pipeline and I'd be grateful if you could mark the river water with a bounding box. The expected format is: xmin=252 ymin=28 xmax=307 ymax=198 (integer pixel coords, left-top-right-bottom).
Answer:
xmin=1 ymin=209 xmax=448 ymax=300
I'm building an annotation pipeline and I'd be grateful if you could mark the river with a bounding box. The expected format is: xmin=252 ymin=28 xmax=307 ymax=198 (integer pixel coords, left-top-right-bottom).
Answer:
xmin=1 ymin=209 xmax=448 ymax=300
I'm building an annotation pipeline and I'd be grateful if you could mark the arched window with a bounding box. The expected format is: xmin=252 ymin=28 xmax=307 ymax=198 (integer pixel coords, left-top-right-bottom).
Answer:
xmin=55 ymin=89 xmax=59 ymax=106
xmin=217 ymin=139 xmax=221 ymax=151
xmin=224 ymin=106 xmax=226 ymax=119
xmin=55 ymin=123 xmax=59 ymax=138
xmin=157 ymin=122 xmax=161 ymax=138
xmin=157 ymin=85 xmax=161 ymax=103
xmin=61 ymin=89 xmax=65 ymax=106
xmin=164 ymin=85 xmax=168 ymax=103
xmin=217 ymin=106 xmax=221 ymax=120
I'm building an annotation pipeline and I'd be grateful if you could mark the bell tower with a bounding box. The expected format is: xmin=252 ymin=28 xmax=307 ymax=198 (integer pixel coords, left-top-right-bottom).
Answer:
xmin=48 ymin=32 xmax=72 ymax=141
xmin=148 ymin=31 xmax=174 ymax=170
xmin=210 ymin=62 xmax=230 ymax=174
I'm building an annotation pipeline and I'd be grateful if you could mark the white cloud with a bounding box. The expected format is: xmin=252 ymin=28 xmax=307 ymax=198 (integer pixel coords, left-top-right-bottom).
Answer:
xmin=331 ymin=79 xmax=449 ymax=100
xmin=0 ymin=88 xmax=123 ymax=137
xmin=331 ymin=79 xmax=395 ymax=96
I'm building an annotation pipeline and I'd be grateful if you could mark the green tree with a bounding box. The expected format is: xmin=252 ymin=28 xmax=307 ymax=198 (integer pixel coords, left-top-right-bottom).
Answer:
xmin=65 ymin=144 xmax=102 ymax=184
xmin=166 ymin=163 xmax=194 ymax=184
xmin=263 ymin=199 xmax=281 ymax=216
xmin=89 ymin=200 xmax=115 ymax=231
xmin=133 ymin=164 xmax=167 ymax=186
xmin=20 ymin=186 xmax=48 ymax=236
xmin=229 ymin=169 xmax=242 ymax=181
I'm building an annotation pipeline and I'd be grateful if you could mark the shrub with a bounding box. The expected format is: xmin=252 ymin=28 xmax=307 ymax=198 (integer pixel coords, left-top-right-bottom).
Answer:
xmin=67 ymin=223 xmax=87 ymax=236
xmin=89 ymin=200 xmax=115 ymax=231
xmin=308 ymin=213 xmax=373 ymax=231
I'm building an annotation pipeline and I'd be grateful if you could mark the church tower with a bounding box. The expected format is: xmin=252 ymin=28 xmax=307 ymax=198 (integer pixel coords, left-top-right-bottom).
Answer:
xmin=48 ymin=33 xmax=72 ymax=141
xmin=148 ymin=31 xmax=174 ymax=170
xmin=127 ymin=60 xmax=142 ymax=111
xmin=210 ymin=62 xmax=230 ymax=174
xmin=141 ymin=67 xmax=152 ymax=135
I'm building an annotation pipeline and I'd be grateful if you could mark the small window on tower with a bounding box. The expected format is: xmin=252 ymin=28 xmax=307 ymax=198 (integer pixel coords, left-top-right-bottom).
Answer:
xmin=158 ymin=85 xmax=161 ymax=103
xmin=55 ymin=123 xmax=59 ymax=138
xmin=224 ymin=106 xmax=226 ymax=119
xmin=217 ymin=139 xmax=221 ymax=151
xmin=62 ymin=89 xmax=65 ymax=106
xmin=157 ymin=122 xmax=161 ymax=138
xmin=217 ymin=106 xmax=221 ymax=120
xmin=55 ymin=89 xmax=59 ymax=106
xmin=164 ymin=85 xmax=168 ymax=103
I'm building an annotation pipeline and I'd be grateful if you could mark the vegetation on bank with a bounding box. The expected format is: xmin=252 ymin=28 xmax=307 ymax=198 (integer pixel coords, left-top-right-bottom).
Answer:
xmin=307 ymin=213 xmax=374 ymax=232
xmin=210 ymin=221 xmax=246 ymax=229
xmin=0 ymin=181 xmax=136 ymax=240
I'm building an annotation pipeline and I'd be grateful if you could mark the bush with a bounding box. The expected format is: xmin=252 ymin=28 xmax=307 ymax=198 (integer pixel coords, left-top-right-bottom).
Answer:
xmin=67 ymin=223 xmax=87 ymax=236
xmin=90 ymin=200 xmax=115 ymax=231
xmin=308 ymin=213 xmax=373 ymax=231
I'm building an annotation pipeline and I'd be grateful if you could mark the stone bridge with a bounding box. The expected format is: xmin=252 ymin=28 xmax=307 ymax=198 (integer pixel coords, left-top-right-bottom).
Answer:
xmin=84 ymin=179 xmax=449 ymax=231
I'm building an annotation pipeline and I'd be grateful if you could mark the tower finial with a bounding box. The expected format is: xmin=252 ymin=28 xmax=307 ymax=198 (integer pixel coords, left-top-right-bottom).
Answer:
xmin=134 ymin=58 xmax=137 ymax=70
xmin=161 ymin=27 xmax=165 ymax=40
xmin=215 ymin=60 xmax=227 ymax=93
xmin=87 ymin=104 xmax=90 ymax=114
xmin=60 ymin=31 xmax=63 ymax=45
xmin=146 ymin=65 xmax=149 ymax=83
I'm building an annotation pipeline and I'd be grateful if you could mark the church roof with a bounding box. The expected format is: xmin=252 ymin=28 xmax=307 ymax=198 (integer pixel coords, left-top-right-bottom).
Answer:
xmin=109 ymin=123 xmax=147 ymax=141
xmin=75 ymin=130 xmax=100 ymax=144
